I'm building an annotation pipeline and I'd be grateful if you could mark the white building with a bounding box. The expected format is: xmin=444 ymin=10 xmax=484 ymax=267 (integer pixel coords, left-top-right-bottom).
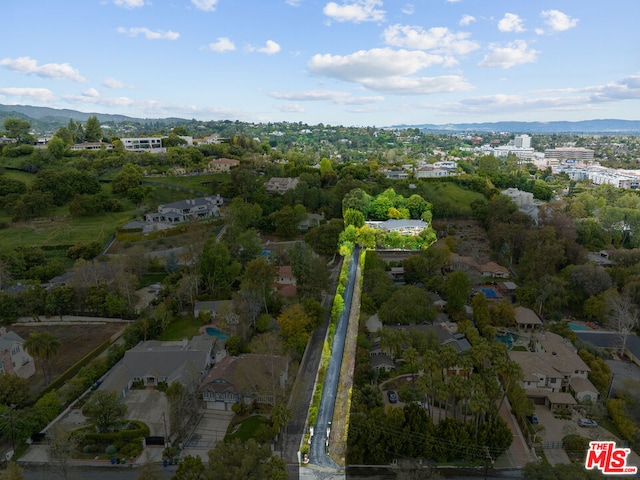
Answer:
xmin=0 ymin=327 xmax=35 ymax=379
xmin=120 ymin=137 xmax=166 ymax=153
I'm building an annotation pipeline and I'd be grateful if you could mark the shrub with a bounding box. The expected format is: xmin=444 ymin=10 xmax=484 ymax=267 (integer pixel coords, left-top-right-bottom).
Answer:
xmin=105 ymin=445 xmax=117 ymax=455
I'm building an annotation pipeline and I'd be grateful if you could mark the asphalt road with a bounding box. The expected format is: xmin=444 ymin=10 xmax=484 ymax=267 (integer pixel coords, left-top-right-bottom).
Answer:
xmin=309 ymin=248 xmax=359 ymax=468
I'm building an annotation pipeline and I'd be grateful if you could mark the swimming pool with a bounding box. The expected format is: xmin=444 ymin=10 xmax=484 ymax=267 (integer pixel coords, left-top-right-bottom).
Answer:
xmin=480 ymin=287 xmax=500 ymax=299
xmin=495 ymin=332 xmax=514 ymax=349
xmin=568 ymin=322 xmax=590 ymax=331
xmin=205 ymin=327 xmax=230 ymax=340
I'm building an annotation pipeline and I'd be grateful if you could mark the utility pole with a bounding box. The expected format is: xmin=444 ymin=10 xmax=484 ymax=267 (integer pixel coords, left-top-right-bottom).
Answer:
xmin=484 ymin=446 xmax=492 ymax=480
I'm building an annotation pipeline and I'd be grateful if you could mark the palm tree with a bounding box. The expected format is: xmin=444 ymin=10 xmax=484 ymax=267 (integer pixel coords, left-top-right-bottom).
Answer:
xmin=24 ymin=332 xmax=61 ymax=385
xmin=270 ymin=403 xmax=292 ymax=458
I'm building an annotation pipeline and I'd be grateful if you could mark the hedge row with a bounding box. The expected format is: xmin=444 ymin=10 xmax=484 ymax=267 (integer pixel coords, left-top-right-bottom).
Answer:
xmin=80 ymin=420 xmax=150 ymax=445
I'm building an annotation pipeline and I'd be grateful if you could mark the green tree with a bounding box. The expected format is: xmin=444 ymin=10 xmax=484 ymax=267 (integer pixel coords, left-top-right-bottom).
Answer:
xmin=378 ymin=285 xmax=436 ymax=325
xmin=207 ymin=438 xmax=287 ymax=480
xmin=3 ymin=118 xmax=31 ymax=144
xmin=46 ymin=136 xmax=67 ymax=159
xmin=171 ymin=454 xmax=207 ymax=480
xmin=112 ymin=163 xmax=144 ymax=197
xmin=84 ymin=116 xmax=103 ymax=142
xmin=0 ymin=462 xmax=24 ymax=480
xmin=23 ymin=332 xmax=61 ymax=385
xmin=270 ymin=403 xmax=292 ymax=458
xmin=444 ymin=271 xmax=470 ymax=313
xmin=0 ymin=374 xmax=31 ymax=407
xmin=200 ymin=238 xmax=241 ymax=298
xmin=277 ymin=303 xmax=313 ymax=354
xmin=82 ymin=390 xmax=127 ymax=433
xmin=240 ymin=257 xmax=276 ymax=314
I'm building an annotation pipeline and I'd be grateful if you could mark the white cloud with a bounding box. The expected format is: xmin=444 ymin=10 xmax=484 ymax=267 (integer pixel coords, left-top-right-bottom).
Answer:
xmin=112 ymin=0 xmax=146 ymax=8
xmin=285 ymin=0 xmax=301 ymax=6
xmin=308 ymin=48 xmax=472 ymax=94
xmin=323 ymin=0 xmax=385 ymax=24
xmin=478 ymin=40 xmax=538 ymax=69
xmin=402 ymin=4 xmax=414 ymax=15
xmin=0 ymin=87 xmax=56 ymax=103
xmin=361 ymin=75 xmax=472 ymax=95
xmin=383 ymin=24 xmax=479 ymax=56
xmin=274 ymin=103 xmax=305 ymax=113
xmin=117 ymin=27 xmax=180 ymax=40
xmin=82 ymin=88 xmax=100 ymax=98
xmin=102 ymin=77 xmax=131 ymax=89
xmin=191 ymin=0 xmax=219 ymax=12
xmin=206 ymin=37 xmax=236 ymax=52
xmin=498 ymin=13 xmax=524 ymax=33
xmin=459 ymin=15 xmax=475 ymax=26
xmin=309 ymin=48 xmax=446 ymax=81
xmin=541 ymin=10 xmax=578 ymax=32
xmin=268 ymin=90 xmax=384 ymax=105
xmin=446 ymin=0 xmax=461 ymax=3
xmin=258 ymin=40 xmax=281 ymax=55
xmin=0 ymin=56 xmax=85 ymax=82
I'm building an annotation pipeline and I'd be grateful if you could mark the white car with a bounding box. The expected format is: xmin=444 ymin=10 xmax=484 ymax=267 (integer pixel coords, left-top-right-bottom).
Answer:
xmin=578 ymin=418 xmax=598 ymax=428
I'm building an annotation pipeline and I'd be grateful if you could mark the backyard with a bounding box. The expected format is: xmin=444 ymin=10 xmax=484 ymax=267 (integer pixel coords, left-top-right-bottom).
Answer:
xmin=11 ymin=322 xmax=126 ymax=392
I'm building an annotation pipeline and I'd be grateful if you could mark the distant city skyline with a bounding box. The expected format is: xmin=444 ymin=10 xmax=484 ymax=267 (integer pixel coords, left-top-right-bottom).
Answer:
xmin=1 ymin=1 xmax=638 ymax=127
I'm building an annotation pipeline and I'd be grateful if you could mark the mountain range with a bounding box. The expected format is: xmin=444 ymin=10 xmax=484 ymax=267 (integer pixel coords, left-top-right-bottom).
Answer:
xmin=2 ymin=103 xmax=640 ymax=134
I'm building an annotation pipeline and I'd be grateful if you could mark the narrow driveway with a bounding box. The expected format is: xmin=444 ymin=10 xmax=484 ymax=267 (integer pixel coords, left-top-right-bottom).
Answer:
xmin=309 ymin=248 xmax=359 ymax=468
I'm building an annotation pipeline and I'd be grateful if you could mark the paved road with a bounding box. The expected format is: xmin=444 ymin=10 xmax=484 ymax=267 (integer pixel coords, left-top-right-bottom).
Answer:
xmin=309 ymin=248 xmax=359 ymax=468
xmin=282 ymin=259 xmax=342 ymax=468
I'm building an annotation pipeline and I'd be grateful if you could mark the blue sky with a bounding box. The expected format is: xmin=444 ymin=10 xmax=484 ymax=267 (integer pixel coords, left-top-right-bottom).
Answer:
xmin=1 ymin=0 xmax=639 ymax=127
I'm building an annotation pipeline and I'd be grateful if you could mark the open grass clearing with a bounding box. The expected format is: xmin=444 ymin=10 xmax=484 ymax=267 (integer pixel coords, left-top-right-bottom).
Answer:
xmin=226 ymin=415 xmax=268 ymax=442
xmin=160 ymin=316 xmax=204 ymax=341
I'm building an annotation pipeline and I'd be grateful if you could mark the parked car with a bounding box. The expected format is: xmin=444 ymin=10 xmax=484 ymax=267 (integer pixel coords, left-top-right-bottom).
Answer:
xmin=578 ymin=418 xmax=598 ymax=428
xmin=387 ymin=390 xmax=398 ymax=404
xmin=528 ymin=414 xmax=539 ymax=424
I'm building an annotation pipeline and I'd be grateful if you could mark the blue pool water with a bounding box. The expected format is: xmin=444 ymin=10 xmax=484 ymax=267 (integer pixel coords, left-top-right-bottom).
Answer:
xmin=481 ymin=287 xmax=500 ymax=299
xmin=496 ymin=332 xmax=514 ymax=349
xmin=568 ymin=322 xmax=590 ymax=331
xmin=205 ymin=327 xmax=230 ymax=340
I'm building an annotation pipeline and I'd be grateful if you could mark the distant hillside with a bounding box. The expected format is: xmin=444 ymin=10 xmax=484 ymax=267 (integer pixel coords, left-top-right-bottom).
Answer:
xmin=393 ymin=119 xmax=640 ymax=134
xmin=2 ymin=104 xmax=640 ymax=134
xmin=0 ymin=104 xmax=189 ymax=135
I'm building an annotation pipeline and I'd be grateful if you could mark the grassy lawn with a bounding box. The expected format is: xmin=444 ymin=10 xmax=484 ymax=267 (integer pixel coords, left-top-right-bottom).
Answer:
xmin=145 ymin=172 xmax=230 ymax=192
xmin=160 ymin=316 xmax=204 ymax=341
xmin=140 ymin=272 xmax=167 ymax=287
xmin=427 ymin=182 xmax=485 ymax=214
xmin=226 ymin=415 xmax=268 ymax=442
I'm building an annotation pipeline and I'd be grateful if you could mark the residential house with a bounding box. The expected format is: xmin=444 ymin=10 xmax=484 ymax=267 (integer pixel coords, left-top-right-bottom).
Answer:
xmin=264 ymin=177 xmax=299 ymax=195
xmin=120 ymin=137 xmax=166 ymax=153
xmin=509 ymin=330 xmax=598 ymax=410
xmin=514 ymin=307 xmax=543 ymax=332
xmin=0 ymin=327 xmax=35 ymax=379
xmin=199 ymin=354 xmax=289 ymax=410
xmin=194 ymin=300 xmax=239 ymax=325
xmin=365 ymin=219 xmax=428 ymax=235
xmin=415 ymin=167 xmax=449 ymax=178
xmin=447 ymin=253 xmax=479 ymax=273
xmin=207 ymin=158 xmax=240 ymax=173
xmin=144 ymin=195 xmax=223 ymax=224
xmin=384 ymin=170 xmax=409 ymax=180
xmin=99 ymin=336 xmax=214 ymax=401
xmin=298 ymin=213 xmax=324 ymax=231
xmin=70 ymin=141 xmax=114 ymax=151
xmin=479 ymin=262 xmax=510 ymax=279
xmin=274 ymin=266 xmax=297 ymax=298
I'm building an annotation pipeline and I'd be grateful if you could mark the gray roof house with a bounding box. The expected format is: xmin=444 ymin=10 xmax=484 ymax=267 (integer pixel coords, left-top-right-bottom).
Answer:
xmin=144 ymin=195 xmax=223 ymax=224
xmin=100 ymin=335 xmax=214 ymax=401
xmin=199 ymin=354 xmax=289 ymax=410
xmin=0 ymin=327 xmax=35 ymax=379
